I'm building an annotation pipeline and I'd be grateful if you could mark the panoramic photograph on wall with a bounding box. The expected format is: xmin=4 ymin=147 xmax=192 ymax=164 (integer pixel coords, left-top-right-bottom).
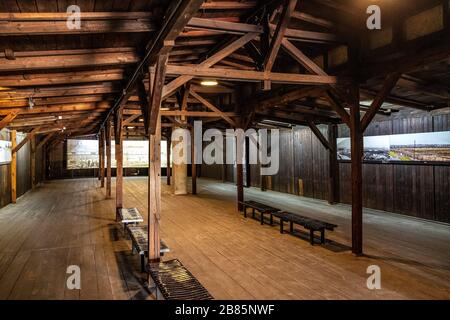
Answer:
xmin=337 ymin=131 xmax=450 ymax=162
xmin=0 ymin=139 xmax=12 ymax=165
xmin=67 ymin=139 xmax=168 ymax=169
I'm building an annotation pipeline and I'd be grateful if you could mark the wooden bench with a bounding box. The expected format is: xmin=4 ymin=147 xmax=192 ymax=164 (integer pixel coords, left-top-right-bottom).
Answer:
xmin=148 ymin=259 xmax=213 ymax=300
xmin=127 ymin=225 xmax=170 ymax=272
xmin=239 ymin=200 xmax=281 ymax=225
xmin=118 ymin=208 xmax=143 ymax=235
xmin=272 ymin=212 xmax=338 ymax=245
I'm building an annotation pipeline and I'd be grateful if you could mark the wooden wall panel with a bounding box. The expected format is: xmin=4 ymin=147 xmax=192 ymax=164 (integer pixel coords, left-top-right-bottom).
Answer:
xmin=433 ymin=114 xmax=450 ymax=131
xmin=0 ymin=164 xmax=11 ymax=208
xmin=362 ymin=163 xmax=394 ymax=212
xmin=272 ymin=130 xmax=294 ymax=194
xmin=16 ymin=140 xmax=31 ymax=198
xmin=293 ymin=128 xmax=314 ymax=197
xmin=249 ymin=164 xmax=261 ymax=188
xmin=392 ymin=115 xmax=433 ymax=134
xmin=339 ymin=162 xmax=352 ymax=204
xmin=433 ymin=166 xmax=450 ymax=223
xmin=393 ymin=165 xmax=435 ymax=220
xmin=365 ymin=119 xmax=393 ymax=136
xmin=312 ymin=126 xmax=329 ymax=200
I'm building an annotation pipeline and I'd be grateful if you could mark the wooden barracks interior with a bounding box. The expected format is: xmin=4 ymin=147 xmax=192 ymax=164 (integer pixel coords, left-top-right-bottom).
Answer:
xmin=0 ymin=0 xmax=449 ymax=300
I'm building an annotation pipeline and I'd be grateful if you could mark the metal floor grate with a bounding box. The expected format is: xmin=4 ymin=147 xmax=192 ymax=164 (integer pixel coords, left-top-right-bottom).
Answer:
xmin=148 ymin=259 xmax=213 ymax=300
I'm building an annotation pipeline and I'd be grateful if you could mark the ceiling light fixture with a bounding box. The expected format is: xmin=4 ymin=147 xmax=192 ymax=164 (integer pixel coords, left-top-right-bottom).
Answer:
xmin=28 ymin=97 xmax=35 ymax=109
xmin=200 ymin=79 xmax=218 ymax=87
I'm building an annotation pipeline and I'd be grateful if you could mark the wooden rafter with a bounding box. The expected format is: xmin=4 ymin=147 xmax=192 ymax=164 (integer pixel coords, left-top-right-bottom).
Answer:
xmin=263 ymin=0 xmax=298 ymax=89
xmin=308 ymin=121 xmax=331 ymax=150
xmin=148 ymin=54 xmax=170 ymax=135
xmin=12 ymin=127 xmax=40 ymax=154
xmin=360 ymin=72 xmax=402 ymax=132
xmin=162 ymin=32 xmax=259 ymax=99
xmin=325 ymin=90 xmax=351 ymax=126
xmin=0 ymin=111 xmax=19 ymax=130
xmin=189 ymin=90 xmax=237 ymax=127
xmin=36 ymin=132 xmax=56 ymax=149
xmin=166 ymin=65 xmax=337 ymax=85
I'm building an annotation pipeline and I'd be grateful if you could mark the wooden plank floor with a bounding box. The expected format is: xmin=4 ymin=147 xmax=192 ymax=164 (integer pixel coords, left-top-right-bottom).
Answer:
xmin=0 ymin=177 xmax=449 ymax=300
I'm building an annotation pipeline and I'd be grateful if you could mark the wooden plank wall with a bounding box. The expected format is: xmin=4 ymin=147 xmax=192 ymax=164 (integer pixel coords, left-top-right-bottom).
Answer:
xmin=0 ymin=130 xmax=42 ymax=209
xmin=200 ymin=114 xmax=450 ymax=223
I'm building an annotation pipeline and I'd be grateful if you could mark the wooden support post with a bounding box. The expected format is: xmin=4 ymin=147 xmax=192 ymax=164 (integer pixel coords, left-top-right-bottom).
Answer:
xmin=236 ymin=128 xmax=244 ymax=211
xmin=148 ymin=116 xmax=162 ymax=262
xmin=100 ymin=129 xmax=105 ymax=188
xmin=114 ymin=111 xmax=124 ymax=218
xmin=42 ymin=144 xmax=47 ymax=183
xmin=98 ymin=133 xmax=102 ymax=181
xmin=328 ymin=124 xmax=339 ymax=204
xmin=191 ymin=127 xmax=197 ymax=195
xmin=166 ymin=132 xmax=171 ymax=186
xmin=10 ymin=130 xmax=17 ymax=203
xmin=106 ymin=120 xmax=112 ymax=198
xmin=245 ymin=137 xmax=251 ymax=188
xmin=349 ymin=84 xmax=363 ymax=255
xmin=31 ymin=135 xmax=36 ymax=189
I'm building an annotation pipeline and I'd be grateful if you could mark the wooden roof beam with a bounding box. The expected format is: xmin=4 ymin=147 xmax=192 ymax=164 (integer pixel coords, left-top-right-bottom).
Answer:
xmin=165 ymin=65 xmax=337 ymax=85
xmin=263 ymin=0 xmax=298 ymax=90
xmin=162 ymin=32 xmax=259 ymax=99
xmin=361 ymin=72 xmax=402 ymax=132
xmin=100 ymin=0 xmax=205 ymax=133
xmin=189 ymin=90 xmax=237 ymax=127
xmin=0 ymin=111 xmax=19 ymax=130
xmin=0 ymin=48 xmax=138 ymax=72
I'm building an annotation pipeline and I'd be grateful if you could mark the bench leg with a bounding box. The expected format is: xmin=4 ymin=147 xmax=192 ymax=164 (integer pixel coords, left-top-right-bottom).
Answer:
xmin=252 ymin=208 xmax=255 ymax=219
xmin=310 ymin=229 xmax=314 ymax=245
xmin=243 ymin=205 xmax=247 ymax=218
xmin=270 ymin=214 xmax=273 ymax=226
xmin=280 ymin=220 xmax=284 ymax=234
xmin=140 ymin=254 xmax=145 ymax=272
xmin=321 ymin=230 xmax=325 ymax=244
xmin=260 ymin=212 xmax=264 ymax=225
xmin=290 ymin=221 xmax=294 ymax=233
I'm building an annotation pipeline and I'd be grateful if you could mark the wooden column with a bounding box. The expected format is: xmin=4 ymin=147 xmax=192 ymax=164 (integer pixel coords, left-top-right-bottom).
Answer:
xmin=245 ymin=137 xmax=251 ymax=187
xmin=349 ymin=84 xmax=363 ymax=255
xmin=191 ymin=128 xmax=197 ymax=195
xmin=115 ymin=118 xmax=123 ymax=218
xmin=10 ymin=130 xmax=17 ymax=203
xmin=148 ymin=118 xmax=162 ymax=262
xmin=31 ymin=135 xmax=36 ymax=189
xmin=236 ymin=129 xmax=244 ymax=211
xmin=328 ymin=124 xmax=340 ymax=204
xmin=166 ymin=132 xmax=171 ymax=186
xmin=99 ymin=129 xmax=105 ymax=188
xmin=172 ymin=128 xmax=188 ymax=195
xmin=106 ymin=120 xmax=112 ymax=198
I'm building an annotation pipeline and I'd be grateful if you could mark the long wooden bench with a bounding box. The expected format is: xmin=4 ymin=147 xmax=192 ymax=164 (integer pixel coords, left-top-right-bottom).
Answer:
xmin=127 ymin=225 xmax=170 ymax=272
xmin=118 ymin=208 xmax=143 ymax=236
xmin=272 ymin=211 xmax=338 ymax=245
xmin=148 ymin=259 xmax=213 ymax=300
xmin=239 ymin=200 xmax=281 ymax=225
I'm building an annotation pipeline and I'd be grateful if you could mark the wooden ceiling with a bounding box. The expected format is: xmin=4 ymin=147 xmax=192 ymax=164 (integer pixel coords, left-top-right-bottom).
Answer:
xmin=0 ymin=0 xmax=449 ymax=142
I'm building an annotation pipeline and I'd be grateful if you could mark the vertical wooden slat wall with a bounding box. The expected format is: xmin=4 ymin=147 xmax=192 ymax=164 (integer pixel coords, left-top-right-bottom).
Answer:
xmin=199 ymin=114 xmax=450 ymax=223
